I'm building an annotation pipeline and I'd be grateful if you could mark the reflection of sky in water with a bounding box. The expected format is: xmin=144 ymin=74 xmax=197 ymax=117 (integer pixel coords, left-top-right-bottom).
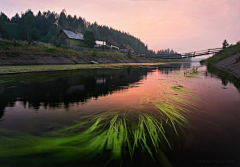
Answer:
xmin=0 ymin=65 xmax=185 ymax=132
xmin=1 ymin=63 xmax=240 ymax=166
xmin=1 ymin=63 xmax=240 ymax=134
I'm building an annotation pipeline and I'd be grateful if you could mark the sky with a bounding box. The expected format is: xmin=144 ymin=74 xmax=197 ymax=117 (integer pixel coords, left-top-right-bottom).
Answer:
xmin=0 ymin=0 xmax=240 ymax=53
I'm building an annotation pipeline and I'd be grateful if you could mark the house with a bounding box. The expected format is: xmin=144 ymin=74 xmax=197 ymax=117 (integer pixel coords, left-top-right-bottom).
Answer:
xmin=106 ymin=41 xmax=120 ymax=49
xmin=95 ymin=40 xmax=106 ymax=47
xmin=58 ymin=29 xmax=84 ymax=46
xmin=120 ymin=44 xmax=134 ymax=53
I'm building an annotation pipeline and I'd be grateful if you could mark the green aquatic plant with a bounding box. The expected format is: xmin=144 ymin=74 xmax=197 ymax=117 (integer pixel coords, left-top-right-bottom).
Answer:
xmin=0 ymin=82 xmax=200 ymax=166
xmin=171 ymin=84 xmax=201 ymax=101
xmin=184 ymin=66 xmax=200 ymax=78
xmin=146 ymin=84 xmax=198 ymax=135
xmin=0 ymin=114 xmax=172 ymax=165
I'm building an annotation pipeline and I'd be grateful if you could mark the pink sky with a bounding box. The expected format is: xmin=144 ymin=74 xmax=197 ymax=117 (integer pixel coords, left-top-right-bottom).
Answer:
xmin=1 ymin=0 xmax=240 ymax=53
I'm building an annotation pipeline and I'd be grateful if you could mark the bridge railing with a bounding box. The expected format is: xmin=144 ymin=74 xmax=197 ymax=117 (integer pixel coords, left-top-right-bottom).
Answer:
xmin=181 ymin=48 xmax=222 ymax=58
xmin=144 ymin=47 xmax=223 ymax=59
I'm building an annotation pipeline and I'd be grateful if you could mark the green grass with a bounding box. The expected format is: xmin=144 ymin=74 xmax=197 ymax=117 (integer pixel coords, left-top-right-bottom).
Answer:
xmin=0 ymin=114 xmax=171 ymax=165
xmin=0 ymin=81 xmax=199 ymax=166
xmin=0 ymin=40 xmax=189 ymax=71
xmin=183 ymin=66 xmax=200 ymax=78
xmin=0 ymin=114 xmax=180 ymax=166
xmin=200 ymin=59 xmax=207 ymax=65
xmin=0 ymin=39 xmax=150 ymax=61
xmin=0 ymin=63 xmax=168 ymax=75
xmin=0 ymin=42 xmax=81 ymax=58
xmin=235 ymin=56 xmax=240 ymax=63
xmin=0 ymin=39 xmax=128 ymax=60
xmin=207 ymin=42 xmax=240 ymax=65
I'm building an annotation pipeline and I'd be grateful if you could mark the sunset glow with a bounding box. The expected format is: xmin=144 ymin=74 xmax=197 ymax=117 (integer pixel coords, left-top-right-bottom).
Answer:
xmin=0 ymin=0 xmax=240 ymax=52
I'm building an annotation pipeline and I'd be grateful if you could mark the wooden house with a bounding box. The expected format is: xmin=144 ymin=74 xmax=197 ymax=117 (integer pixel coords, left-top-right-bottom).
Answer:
xmin=120 ymin=44 xmax=134 ymax=53
xmin=106 ymin=41 xmax=120 ymax=49
xmin=58 ymin=29 xmax=84 ymax=46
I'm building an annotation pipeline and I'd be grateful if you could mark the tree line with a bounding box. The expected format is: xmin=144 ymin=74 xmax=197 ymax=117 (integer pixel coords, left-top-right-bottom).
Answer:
xmin=0 ymin=9 xmax=178 ymax=55
xmin=157 ymin=49 xmax=178 ymax=55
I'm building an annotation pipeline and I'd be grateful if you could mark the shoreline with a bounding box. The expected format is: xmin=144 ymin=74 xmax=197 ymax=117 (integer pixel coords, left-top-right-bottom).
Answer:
xmin=0 ymin=52 xmax=192 ymax=74
xmin=0 ymin=62 xmax=191 ymax=75
xmin=211 ymin=53 xmax=240 ymax=78
xmin=0 ymin=53 xmax=190 ymax=66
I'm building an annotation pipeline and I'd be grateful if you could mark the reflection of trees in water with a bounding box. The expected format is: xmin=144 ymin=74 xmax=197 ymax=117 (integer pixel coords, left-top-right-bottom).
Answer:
xmin=182 ymin=62 xmax=192 ymax=69
xmin=0 ymin=68 xmax=148 ymax=118
xmin=156 ymin=63 xmax=187 ymax=75
xmin=207 ymin=66 xmax=240 ymax=91
xmin=0 ymin=79 xmax=197 ymax=167
xmin=0 ymin=65 xmax=185 ymax=119
xmin=221 ymin=78 xmax=229 ymax=86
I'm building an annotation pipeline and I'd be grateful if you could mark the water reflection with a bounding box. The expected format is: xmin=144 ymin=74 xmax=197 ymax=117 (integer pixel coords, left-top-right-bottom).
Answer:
xmin=0 ymin=72 xmax=197 ymax=167
xmin=207 ymin=66 xmax=240 ymax=91
xmin=0 ymin=63 xmax=190 ymax=119
xmin=1 ymin=62 xmax=240 ymax=167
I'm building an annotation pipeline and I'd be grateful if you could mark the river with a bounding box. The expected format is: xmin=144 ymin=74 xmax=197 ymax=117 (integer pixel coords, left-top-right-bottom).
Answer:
xmin=0 ymin=62 xmax=239 ymax=167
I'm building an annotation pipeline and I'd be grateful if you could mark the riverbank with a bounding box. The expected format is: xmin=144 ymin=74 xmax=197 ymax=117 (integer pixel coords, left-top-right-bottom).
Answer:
xmin=0 ymin=62 xmax=189 ymax=75
xmin=205 ymin=42 xmax=240 ymax=78
xmin=0 ymin=53 xmax=187 ymax=66
xmin=0 ymin=39 xmax=190 ymax=66
xmin=0 ymin=40 xmax=191 ymax=74
xmin=211 ymin=53 xmax=240 ymax=78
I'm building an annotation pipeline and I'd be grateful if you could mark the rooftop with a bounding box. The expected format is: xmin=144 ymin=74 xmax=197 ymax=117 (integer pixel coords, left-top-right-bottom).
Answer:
xmin=121 ymin=44 xmax=134 ymax=50
xmin=106 ymin=41 xmax=120 ymax=47
xmin=62 ymin=29 xmax=84 ymax=40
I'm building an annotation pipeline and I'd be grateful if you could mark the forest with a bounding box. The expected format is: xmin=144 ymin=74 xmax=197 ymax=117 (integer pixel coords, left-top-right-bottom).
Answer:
xmin=0 ymin=9 xmax=177 ymax=55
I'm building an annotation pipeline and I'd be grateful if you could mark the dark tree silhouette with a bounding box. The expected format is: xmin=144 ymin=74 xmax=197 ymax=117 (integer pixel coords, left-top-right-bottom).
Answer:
xmin=222 ymin=39 xmax=229 ymax=49
xmin=84 ymin=30 xmax=96 ymax=48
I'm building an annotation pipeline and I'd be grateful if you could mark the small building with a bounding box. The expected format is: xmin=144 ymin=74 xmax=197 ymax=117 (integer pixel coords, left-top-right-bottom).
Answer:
xmin=58 ymin=29 xmax=84 ymax=46
xmin=95 ymin=40 xmax=106 ymax=47
xmin=120 ymin=44 xmax=134 ymax=53
xmin=106 ymin=41 xmax=120 ymax=49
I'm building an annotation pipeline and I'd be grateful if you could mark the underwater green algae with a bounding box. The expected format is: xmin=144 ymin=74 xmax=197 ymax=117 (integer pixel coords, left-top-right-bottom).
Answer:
xmin=0 ymin=82 xmax=200 ymax=166
xmin=184 ymin=66 xmax=201 ymax=78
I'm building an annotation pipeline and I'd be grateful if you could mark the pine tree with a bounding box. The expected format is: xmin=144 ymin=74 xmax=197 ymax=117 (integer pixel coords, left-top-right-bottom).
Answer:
xmin=83 ymin=30 xmax=96 ymax=48
xmin=58 ymin=9 xmax=67 ymax=29
xmin=222 ymin=39 xmax=229 ymax=49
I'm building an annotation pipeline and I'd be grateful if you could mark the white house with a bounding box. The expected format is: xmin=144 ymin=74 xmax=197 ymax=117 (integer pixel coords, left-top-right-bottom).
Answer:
xmin=95 ymin=40 xmax=106 ymax=47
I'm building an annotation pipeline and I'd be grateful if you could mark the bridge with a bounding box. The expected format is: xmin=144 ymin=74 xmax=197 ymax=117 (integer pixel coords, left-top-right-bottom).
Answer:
xmin=147 ymin=48 xmax=223 ymax=59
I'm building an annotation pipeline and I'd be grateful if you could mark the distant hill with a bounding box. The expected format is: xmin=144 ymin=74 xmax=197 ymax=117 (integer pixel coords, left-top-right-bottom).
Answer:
xmin=0 ymin=9 xmax=177 ymax=55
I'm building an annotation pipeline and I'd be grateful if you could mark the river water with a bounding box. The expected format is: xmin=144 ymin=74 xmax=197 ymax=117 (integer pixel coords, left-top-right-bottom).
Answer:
xmin=0 ymin=62 xmax=240 ymax=167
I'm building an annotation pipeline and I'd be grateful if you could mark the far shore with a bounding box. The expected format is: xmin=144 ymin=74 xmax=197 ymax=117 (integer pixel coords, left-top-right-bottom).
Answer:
xmin=0 ymin=62 xmax=192 ymax=75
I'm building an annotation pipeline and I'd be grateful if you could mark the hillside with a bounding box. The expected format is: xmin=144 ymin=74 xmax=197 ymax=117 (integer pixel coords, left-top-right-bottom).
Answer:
xmin=211 ymin=53 xmax=240 ymax=78
xmin=206 ymin=42 xmax=240 ymax=78
xmin=0 ymin=10 xmax=180 ymax=56
xmin=0 ymin=39 xmax=189 ymax=69
xmin=0 ymin=10 xmax=151 ymax=54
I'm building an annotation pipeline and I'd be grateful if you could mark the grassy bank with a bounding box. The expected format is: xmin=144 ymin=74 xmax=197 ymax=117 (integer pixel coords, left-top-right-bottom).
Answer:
xmin=0 ymin=39 xmax=176 ymax=67
xmin=205 ymin=42 xmax=240 ymax=65
xmin=0 ymin=63 xmax=168 ymax=74
xmin=0 ymin=39 xmax=128 ymax=59
xmin=0 ymin=39 xmax=188 ymax=74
